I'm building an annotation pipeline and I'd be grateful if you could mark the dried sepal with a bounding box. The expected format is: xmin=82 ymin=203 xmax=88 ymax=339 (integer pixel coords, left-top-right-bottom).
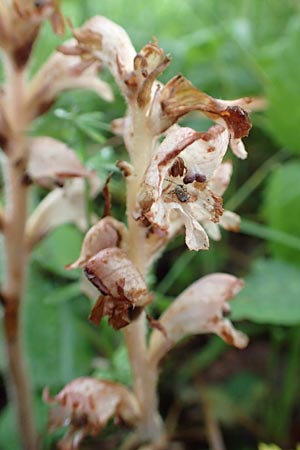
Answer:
xmin=27 ymin=137 xmax=90 ymax=188
xmin=148 ymin=274 xmax=248 ymax=366
xmin=84 ymin=248 xmax=151 ymax=329
xmin=44 ymin=377 xmax=140 ymax=450
xmin=132 ymin=41 xmax=171 ymax=108
xmin=67 ymin=217 xmax=127 ymax=269
xmin=25 ymin=177 xmax=100 ymax=250
xmin=26 ymin=39 xmax=113 ymax=119
xmin=0 ymin=0 xmax=62 ymax=68
xmin=158 ymin=74 xmax=252 ymax=158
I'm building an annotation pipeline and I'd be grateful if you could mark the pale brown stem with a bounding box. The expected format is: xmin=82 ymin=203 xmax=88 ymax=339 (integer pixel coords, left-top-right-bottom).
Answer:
xmin=0 ymin=208 xmax=4 ymax=231
xmin=1 ymin=59 xmax=38 ymax=450
xmin=202 ymin=395 xmax=226 ymax=450
xmin=123 ymin=109 xmax=164 ymax=445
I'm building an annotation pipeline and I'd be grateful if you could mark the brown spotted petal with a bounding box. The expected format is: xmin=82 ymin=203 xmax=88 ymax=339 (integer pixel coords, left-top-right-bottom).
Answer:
xmin=25 ymin=177 xmax=101 ymax=250
xmin=85 ymin=248 xmax=151 ymax=329
xmin=158 ymin=75 xmax=252 ymax=158
xmin=67 ymin=217 xmax=127 ymax=269
xmin=137 ymin=126 xmax=202 ymax=209
xmin=26 ymin=39 xmax=113 ymax=120
xmin=148 ymin=274 xmax=248 ymax=366
xmin=27 ymin=137 xmax=90 ymax=188
xmin=137 ymin=125 xmax=230 ymax=250
xmin=44 ymin=377 xmax=140 ymax=450
xmin=72 ymin=16 xmax=136 ymax=94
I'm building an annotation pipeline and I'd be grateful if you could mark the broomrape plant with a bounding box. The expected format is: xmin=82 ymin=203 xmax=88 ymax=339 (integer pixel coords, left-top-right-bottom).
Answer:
xmin=0 ymin=3 xmax=263 ymax=450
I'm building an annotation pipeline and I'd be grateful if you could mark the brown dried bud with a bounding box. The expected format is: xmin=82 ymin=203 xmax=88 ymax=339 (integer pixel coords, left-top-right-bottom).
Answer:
xmin=84 ymin=248 xmax=151 ymax=329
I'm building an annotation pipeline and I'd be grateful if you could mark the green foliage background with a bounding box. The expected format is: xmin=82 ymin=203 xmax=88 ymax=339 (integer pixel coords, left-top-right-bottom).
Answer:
xmin=1 ymin=0 xmax=300 ymax=449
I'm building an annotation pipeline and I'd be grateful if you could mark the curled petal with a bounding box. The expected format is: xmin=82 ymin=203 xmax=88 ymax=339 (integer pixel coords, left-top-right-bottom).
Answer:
xmin=148 ymin=274 xmax=248 ymax=366
xmin=67 ymin=217 xmax=127 ymax=269
xmin=27 ymin=137 xmax=90 ymax=188
xmin=84 ymin=248 xmax=151 ymax=329
xmin=26 ymin=39 xmax=113 ymax=119
xmin=134 ymin=41 xmax=171 ymax=108
xmin=25 ymin=177 xmax=101 ymax=250
xmin=158 ymin=74 xmax=251 ymax=156
xmin=44 ymin=377 xmax=140 ymax=450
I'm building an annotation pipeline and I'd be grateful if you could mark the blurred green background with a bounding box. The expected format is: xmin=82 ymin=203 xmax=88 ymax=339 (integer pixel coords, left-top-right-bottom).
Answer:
xmin=1 ymin=0 xmax=300 ymax=448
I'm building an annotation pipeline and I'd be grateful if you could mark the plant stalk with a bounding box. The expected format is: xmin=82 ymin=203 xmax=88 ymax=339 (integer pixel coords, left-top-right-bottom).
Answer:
xmin=123 ymin=109 xmax=164 ymax=445
xmin=1 ymin=58 xmax=38 ymax=450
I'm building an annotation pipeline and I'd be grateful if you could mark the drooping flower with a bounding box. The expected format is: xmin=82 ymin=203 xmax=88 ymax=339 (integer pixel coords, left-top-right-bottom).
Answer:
xmin=44 ymin=377 xmax=140 ymax=450
xmin=148 ymin=274 xmax=248 ymax=367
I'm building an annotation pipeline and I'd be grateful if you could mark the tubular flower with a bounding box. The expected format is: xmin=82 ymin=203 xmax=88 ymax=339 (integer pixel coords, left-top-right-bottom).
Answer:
xmin=136 ymin=124 xmax=234 ymax=250
xmin=148 ymin=274 xmax=248 ymax=367
xmin=44 ymin=377 xmax=140 ymax=450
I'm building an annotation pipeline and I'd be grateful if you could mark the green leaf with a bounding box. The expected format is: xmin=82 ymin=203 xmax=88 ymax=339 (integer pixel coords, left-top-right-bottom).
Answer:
xmin=32 ymin=225 xmax=83 ymax=279
xmin=264 ymin=21 xmax=300 ymax=153
xmin=24 ymin=265 xmax=93 ymax=388
xmin=262 ymin=162 xmax=300 ymax=264
xmin=231 ymin=259 xmax=300 ymax=325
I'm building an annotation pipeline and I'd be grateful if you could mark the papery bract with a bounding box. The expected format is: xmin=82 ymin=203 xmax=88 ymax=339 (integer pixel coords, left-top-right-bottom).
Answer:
xmin=148 ymin=274 xmax=248 ymax=366
xmin=84 ymin=247 xmax=151 ymax=329
xmin=44 ymin=377 xmax=140 ymax=450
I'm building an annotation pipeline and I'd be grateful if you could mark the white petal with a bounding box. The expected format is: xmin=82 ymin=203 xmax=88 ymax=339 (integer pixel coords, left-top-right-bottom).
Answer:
xmin=230 ymin=137 xmax=248 ymax=159
xmin=209 ymin=161 xmax=232 ymax=196
xmin=219 ymin=210 xmax=241 ymax=232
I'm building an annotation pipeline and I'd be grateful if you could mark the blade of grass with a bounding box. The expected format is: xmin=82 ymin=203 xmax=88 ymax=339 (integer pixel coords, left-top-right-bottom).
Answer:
xmin=240 ymin=219 xmax=300 ymax=251
xmin=225 ymin=150 xmax=288 ymax=212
